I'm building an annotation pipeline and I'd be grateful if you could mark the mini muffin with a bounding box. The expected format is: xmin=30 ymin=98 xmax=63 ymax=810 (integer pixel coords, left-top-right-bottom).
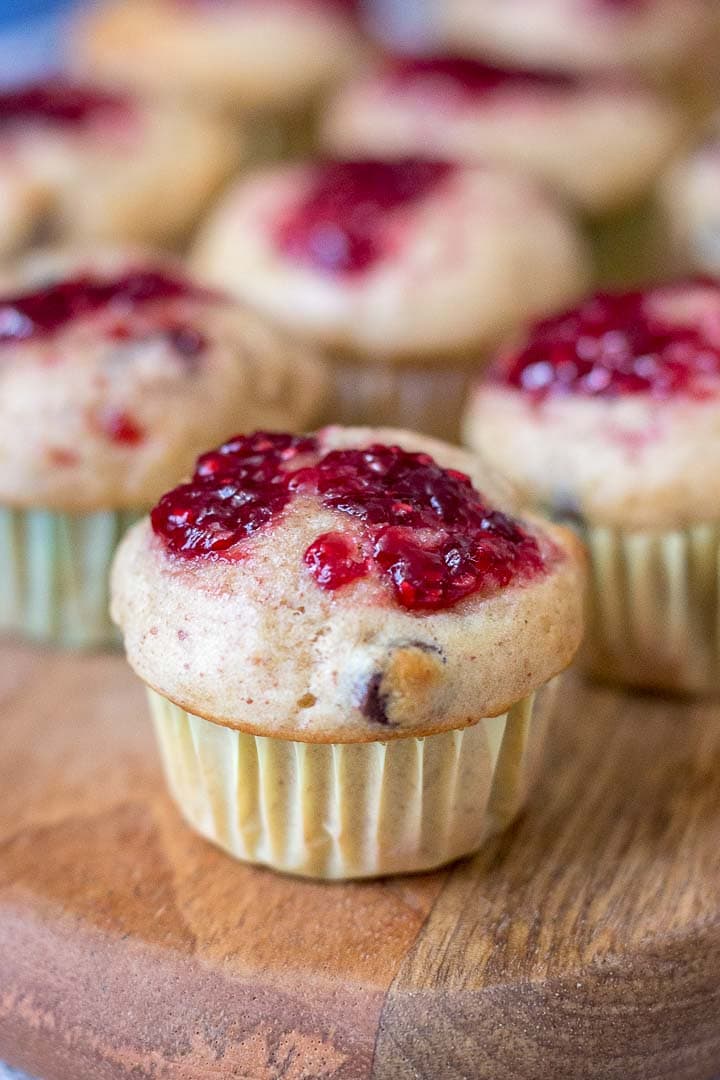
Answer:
xmin=71 ymin=0 xmax=366 ymax=156
xmin=435 ymin=0 xmax=711 ymax=78
xmin=322 ymin=55 xmax=681 ymax=215
xmin=193 ymin=158 xmax=589 ymax=439
xmin=661 ymin=119 xmax=720 ymax=276
xmin=0 ymin=159 xmax=46 ymax=257
xmin=0 ymin=79 xmax=240 ymax=256
xmin=464 ymin=279 xmax=720 ymax=694
xmin=111 ymin=425 xmax=585 ymax=879
xmin=0 ymin=248 xmax=326 ymax=649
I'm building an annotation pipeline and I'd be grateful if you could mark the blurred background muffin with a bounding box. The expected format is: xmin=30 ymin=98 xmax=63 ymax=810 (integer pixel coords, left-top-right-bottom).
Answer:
xmin=0 ymin=0 xmax=717 ymax=435
xmin=365 ymin=0 xmax=715 ymax=287
xmin=661 ymin=113 xmax=720 ymax=276
xmin=464 ymin=278 xmax=720 ymax=694
xmin=321 ymin=54 xmax=682 ymax=215
xmin=0 ymin=0 xmax=715 ymax=287
xmin=193 ymin=156 xmax=589 ymax=439
xmin=433 ymin=0 xmax=711 ymax=79
xmin=0 ymin=245 xmax=326 ymax=648
xmin=0 ymin=78 xmax=240 ymax=254
xmin=70 ymin=0 xmax=370 ymax=157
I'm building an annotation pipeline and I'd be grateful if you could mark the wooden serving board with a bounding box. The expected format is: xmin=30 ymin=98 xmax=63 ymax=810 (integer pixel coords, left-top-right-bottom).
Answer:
xmin=1 ymin=643 xmax=720 ymax=1080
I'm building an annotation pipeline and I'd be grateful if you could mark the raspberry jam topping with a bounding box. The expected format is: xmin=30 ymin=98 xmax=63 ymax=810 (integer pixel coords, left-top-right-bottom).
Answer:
xmin=497 ymin=284 xmax=720 ymax=400
xmin=152 ymin=433 xmax=545 ymax=610
xmin=151 ymin=432 xmax=317 ymax=557
xmin=95 ymin=408 xmax=144 ymax=446
xmin=273 ymin=159 xmax=453 ymax=276
xmin=0 ymin=81 xmax=129 ymax=129
xmin=0 ymin=270 xmax=209 ymax=346
xmin=389 ymin=56 xmax=579 ymax=97
xmin=303 ymin=531 xmax=368 ymax=589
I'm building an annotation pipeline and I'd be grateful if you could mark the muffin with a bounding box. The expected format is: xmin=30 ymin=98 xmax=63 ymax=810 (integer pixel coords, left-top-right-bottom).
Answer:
xmin=0 ymin=79 xmax=240 ymax=255
xmin=464 ymin=279 xmax=720 ymax=694
xmin=0 ymin=160 xmax=46 ymax=258
xmin=0 ymin=247 xmax=326 ymax=649
xmin=193 ymin=158 xmax=590 ymax=440
xmin=661 ymin=119 xmax=720 ymax=277
xmin=321 ymin=55 xmax=681 ymax=215
xmin=111 ymin=425 xmax=585 ymax=879
xmin=71 ymin=0 xmax=366 ymax=157
xmin=435 ymin=0 xmax=711 ymax=78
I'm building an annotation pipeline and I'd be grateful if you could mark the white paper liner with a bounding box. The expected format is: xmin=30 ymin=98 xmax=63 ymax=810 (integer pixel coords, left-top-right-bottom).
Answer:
xmin=323 ymin=357 xmax=479 ymax=443
xmin=0 ymin=506 xmax=139 ymax=649
xmin=585 ymin=522 xmax=720 ymax=693
xmin=148 ymin=679 xmax=557 ymax=880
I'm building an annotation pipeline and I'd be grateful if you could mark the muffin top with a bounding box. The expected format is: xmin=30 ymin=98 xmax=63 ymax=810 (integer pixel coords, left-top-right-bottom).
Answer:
xmin=0 ymin=78 xmax=240 ymax=249
xmin=465 ymin=279 xmax=720 ymax=529
xmin=0 ymin=77 xmax=238 ymax=168
xmin=71 ymin=0 xmax=365 ymax=113
xmin=662 ymin=119 xmax=720 ymax=276
xmin=436 ymin=0 xmax=710 ymax=75
xmin=111 ymin=426 xmax=585 ymax=742
xmin=321 ymin=55 xmax=680 ymax=212
xmin=0 ymin=248 xmax=326 ymax=511
xmin=193 ymin=158 xmax=589 ymax=360
xmin=0 ymin=80 xmax=129 ymax=131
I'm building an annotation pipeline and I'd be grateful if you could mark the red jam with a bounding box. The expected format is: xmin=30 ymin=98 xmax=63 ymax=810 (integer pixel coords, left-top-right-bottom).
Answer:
xmin=303 ymin=531 xmax=368 ymax=588
xmin=497 ymin=284 xmax=720 ymax=400
xmin=388 ymin=56 xmax=579 ymax=97
xmin=96 ymin=408 xmax=144 ymax=446
xmin=151 ymin=432 xmax=317 ymax=556
xmin=0 ymin=81 xmax=129 ymax=130
xmin=298 ymin=444 xmax=544 ymax=609
xmin=0 ymin=270 xmax=210 ymax=346
xmin=152 ymin=433 xmax=545 ymax=610
xmin=273 ymin=159 xmax=454 ymax=276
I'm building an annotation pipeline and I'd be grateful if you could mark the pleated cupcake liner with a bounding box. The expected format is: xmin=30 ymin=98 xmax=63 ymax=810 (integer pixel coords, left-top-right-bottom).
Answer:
xmin=322 ymin=356 xmax=478 ymax=443
xmin=584 ymin=522 xmax=720 ymax=694
xmin=148 ymin=679 xmax=557 ymax=880
xmin=0 ymin=506 xmax=140 ymax=650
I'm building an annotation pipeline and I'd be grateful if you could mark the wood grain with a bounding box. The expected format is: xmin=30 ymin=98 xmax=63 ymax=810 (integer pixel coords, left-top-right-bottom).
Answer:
xmin=0 ymin=644 xmax=719 ymax=1079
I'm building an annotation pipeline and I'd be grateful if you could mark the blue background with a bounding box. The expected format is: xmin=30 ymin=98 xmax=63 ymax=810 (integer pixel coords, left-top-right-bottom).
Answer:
xmin=0 ymin=1 xmax=74 ymax=25
xmin=0 ymin=1 xmax=77 ymax=83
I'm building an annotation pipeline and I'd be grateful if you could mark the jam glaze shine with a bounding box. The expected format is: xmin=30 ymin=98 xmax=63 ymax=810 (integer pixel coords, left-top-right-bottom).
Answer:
xmin=151 ymin=432 xmax=547 ymax=611
xmin=273 ymin=159 xmax=454 ymax=276
xmin=496 ymin=283 xmax=720 ymax=402
xmin=0 ymin=269 xmax=212 ymax=351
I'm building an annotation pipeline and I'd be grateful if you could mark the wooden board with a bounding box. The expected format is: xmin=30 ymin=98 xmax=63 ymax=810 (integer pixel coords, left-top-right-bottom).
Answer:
xmin=1 ymin=643 xmax=720 ymax=1080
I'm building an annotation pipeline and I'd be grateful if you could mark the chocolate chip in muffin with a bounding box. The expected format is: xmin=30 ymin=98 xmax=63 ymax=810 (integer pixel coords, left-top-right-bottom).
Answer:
xmin=358 ymin=671 xmax=391 ymax=726
xmin=355 ymin=641 xmax=447 ymax=726
xmin=548 ymin=490 xmax=586 ymax=529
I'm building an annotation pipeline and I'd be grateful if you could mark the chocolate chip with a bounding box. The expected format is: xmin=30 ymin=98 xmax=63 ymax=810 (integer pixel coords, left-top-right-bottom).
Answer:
xmin=166 ymin=324 xmax=206 ymax=370
xmin=548 ymin=491 xmax=585 ymax=529
xmin=356 ymin=642 xmax=444 ymax=726
xmin=358 ymin=672 xmax=391 ymax=726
